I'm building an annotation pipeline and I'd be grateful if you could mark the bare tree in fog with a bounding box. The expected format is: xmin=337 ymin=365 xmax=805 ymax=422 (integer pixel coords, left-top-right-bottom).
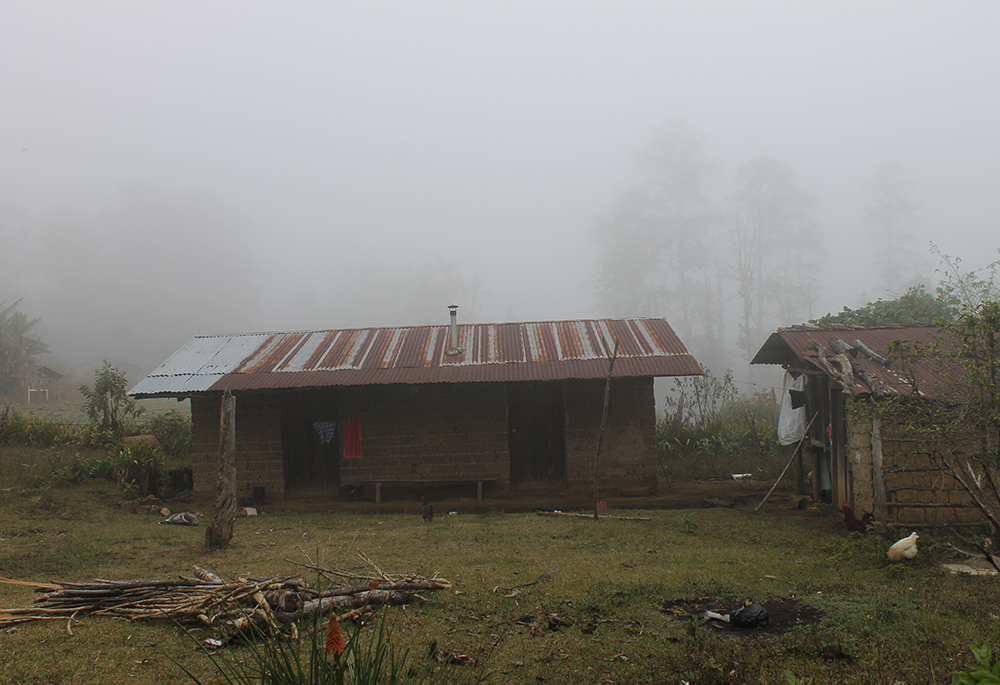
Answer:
xmin=638 ymin=121 xmax=720 ymax=340
xmin=728 ymin=157 xmax=819 ymax=369
xmin=591 ymin=189 xmax=664 ymax=317
xmin=863 ymin=163 xmax=919 ymax=294
xmin=591 ymin=121 xmax=724 ymax=367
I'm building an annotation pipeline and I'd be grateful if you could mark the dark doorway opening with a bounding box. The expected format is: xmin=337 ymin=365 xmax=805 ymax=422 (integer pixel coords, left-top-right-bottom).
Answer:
xmin=508 ymin=381 xmax=566 ymax=488
xmin=282 ymin=391 xmax=339 ymax=497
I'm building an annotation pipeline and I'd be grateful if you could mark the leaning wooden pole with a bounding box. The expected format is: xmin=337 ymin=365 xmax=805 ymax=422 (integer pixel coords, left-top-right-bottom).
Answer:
xmin=755 ymin=412 xmax=818 ymax=512
xmin=206 ymin=387 xmax=237 ymax=549
xmin=593 ymin=335 xmax=619 ymax=520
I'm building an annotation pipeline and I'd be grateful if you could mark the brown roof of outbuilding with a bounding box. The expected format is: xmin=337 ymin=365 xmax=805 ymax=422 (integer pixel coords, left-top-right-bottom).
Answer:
xmin=8 ymin=364 xmax=63 ymax=380
xmin=751 ymin=323 xmax=960 ymax=398
xmin=130 ymin=318 xmax=703 ymax=398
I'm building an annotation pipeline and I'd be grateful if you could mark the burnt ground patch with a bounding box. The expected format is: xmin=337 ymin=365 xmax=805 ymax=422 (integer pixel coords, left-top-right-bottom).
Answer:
xmin=659 ymin=596 xmax=825 ymax=636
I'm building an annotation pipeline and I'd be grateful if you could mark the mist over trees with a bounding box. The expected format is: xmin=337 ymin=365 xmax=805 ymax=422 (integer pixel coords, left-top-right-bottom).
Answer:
xmin=862 ymin=163 xmax=921 ymax=293
xmin=4 ymin=4 xmax=999 ymax=392
xmin=0 ymin=300 xmax=49 ymax=394
xmin=0 ymin=187 xmax=485 ymax=376
xmin=587 ymin=123 xmax=954 ymax=378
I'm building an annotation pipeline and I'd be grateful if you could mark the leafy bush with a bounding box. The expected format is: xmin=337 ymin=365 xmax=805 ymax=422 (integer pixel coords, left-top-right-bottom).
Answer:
xmin=144 ymin=409 xmax=192 ymax=461
xmin=107 ymin=441 xmax=165 ymax=496
xmin=0 ymin=402 xmax=82 ymax=446
xmin=49 ymin=453 xmax=107 ymax=484
xmin=658 ymin=371 xmax=785 ymax=481
xmin=952 ymin=643 xmax=1000 ymax=684
xmin=79 ymin=361 xmax=144 ymax=443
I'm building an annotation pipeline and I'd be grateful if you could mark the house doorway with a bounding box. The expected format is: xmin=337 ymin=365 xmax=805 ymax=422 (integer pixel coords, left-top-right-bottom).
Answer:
xmin=508 ymin=381 xmax=566 ymax=488
xmin=281 ymin=391 xmax=339 ymax=497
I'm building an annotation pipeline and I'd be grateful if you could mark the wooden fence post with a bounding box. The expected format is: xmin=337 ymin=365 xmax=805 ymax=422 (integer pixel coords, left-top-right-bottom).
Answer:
xmin=593 ymin=336 xmax=619 ymax=520
xmin=206 ymin=388 xmax=237 ymax=550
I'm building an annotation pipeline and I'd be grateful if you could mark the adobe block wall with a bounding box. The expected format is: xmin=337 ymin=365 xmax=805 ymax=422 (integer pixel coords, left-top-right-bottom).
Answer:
xmin=563 ymin=377 xmax=657 ymax=495
xmin=191 ymin=392 xmax=285 ymax=504
xmin=189 ymin=378 xmax=658 ymax=502
xmin=337 ymin=383 xmax=509 ymax=488
xmin=847 ymin=413 xmax=980 ymax=526
xmin=879 ymin=424 xmax=981 ymax=526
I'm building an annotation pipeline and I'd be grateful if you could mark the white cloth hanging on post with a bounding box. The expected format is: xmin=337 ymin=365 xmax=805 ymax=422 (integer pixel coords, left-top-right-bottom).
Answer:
xmin=777 ymin=372 xmax=806 ymax=446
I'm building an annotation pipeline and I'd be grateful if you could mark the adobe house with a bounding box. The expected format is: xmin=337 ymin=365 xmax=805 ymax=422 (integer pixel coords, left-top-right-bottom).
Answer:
xmin=130 ymin=312 xmax=703 ymax=505
xmin=8 ymin=364 xmax=64 ymax=403
xmin=752 ymin=323 xmax=979 ymax=528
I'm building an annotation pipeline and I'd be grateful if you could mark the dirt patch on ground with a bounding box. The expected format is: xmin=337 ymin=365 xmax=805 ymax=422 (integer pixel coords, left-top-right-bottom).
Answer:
xmin=659 ymin=596 xmax=825 ymax=636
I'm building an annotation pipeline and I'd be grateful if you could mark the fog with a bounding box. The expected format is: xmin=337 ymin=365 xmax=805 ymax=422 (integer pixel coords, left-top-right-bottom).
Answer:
xmin=2 ymin=2 xmax=998 ymax=384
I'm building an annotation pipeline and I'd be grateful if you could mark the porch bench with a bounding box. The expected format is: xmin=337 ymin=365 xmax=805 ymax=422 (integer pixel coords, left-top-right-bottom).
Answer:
xmin=359 ymin=478 xmax=498 ymax=504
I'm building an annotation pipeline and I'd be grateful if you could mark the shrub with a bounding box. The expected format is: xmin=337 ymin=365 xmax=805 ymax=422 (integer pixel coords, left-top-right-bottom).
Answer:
xmin=658 ymin=371 xmax=785 ymax=481
xmin=79 ymin=361 xmax=144 ymax=443
xmin=144 ymin=409 xmax=192 ymax=461
xmin=0 ymin=402 xmax=82 ymax=446
xmin=107 ymin=441 xmax=165 ymax=496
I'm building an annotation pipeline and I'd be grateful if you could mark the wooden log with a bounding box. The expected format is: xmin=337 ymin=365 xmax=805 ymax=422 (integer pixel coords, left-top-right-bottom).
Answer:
xmin=829 ymin=337 xmax=854 ymax=356
xmin=192 ymin=566 xmax=225 ymax=584
xmin=536 ymin=511 xmax=650 ymax=521
xmin=857 ymin=368 xmax=885 ymax=396
xmin=263 ymin=589 xmax=304 ymax=613
xmin=276 ymin=589 xmax=417 ymax=623
xmin=320 ymin=580 xmax=452 ymax=597
xmin=206 ymin=388 xmax=237 ymax=550
xmin=854 ymin=339 xmax=891 ymax=367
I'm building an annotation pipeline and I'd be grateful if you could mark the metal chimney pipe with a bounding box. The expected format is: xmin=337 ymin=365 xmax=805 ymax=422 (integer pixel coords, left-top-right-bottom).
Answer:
xmin=448 ymin=304 xmax=459 ymax=350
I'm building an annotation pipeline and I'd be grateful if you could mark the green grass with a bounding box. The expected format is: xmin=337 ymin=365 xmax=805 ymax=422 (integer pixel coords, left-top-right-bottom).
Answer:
xmin=1 ymin=447 xmax=999 ymax=683
xmin=7 ymin=397 xmax=189 ymax=425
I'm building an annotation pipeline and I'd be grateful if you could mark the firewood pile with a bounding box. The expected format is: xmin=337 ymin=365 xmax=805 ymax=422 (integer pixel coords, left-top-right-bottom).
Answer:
xmin=0 ymin=557 xmax=451 ymax=644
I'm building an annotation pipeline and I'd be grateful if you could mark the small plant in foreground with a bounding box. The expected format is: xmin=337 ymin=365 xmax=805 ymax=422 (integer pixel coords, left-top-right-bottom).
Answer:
xmin=682 ymin=512 xmax=698 ymax=535
xmin=179 ymin=607 xmax=485 ymax=685
xmin=952 ymin=643 xmax=1000 ymax=685
xmin=783 ymin=670 xmax=814 ymax=685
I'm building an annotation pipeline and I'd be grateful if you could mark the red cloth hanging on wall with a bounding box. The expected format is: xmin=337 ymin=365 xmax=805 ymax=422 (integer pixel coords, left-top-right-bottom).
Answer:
xmin=343 ymin=418 xmax=362 ymax=458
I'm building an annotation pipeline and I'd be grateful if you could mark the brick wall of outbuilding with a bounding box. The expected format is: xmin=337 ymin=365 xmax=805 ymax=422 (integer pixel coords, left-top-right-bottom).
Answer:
xmin=847 ymin=413 xmax=981 ymax=527
xmin=189 ymin=376 xmax=659 ymax=503
xmin=337 ymin=382 xmax=509 ymax=490
xmin=191 ymin=392 xmax=284 ymax=503
xmin=563 ymin=377 xmax=658 ymax=495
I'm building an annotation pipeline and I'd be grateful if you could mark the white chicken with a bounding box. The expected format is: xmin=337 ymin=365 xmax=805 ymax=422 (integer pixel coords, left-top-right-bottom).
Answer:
xmin=886 ymin=532 xmax=919 ymax=562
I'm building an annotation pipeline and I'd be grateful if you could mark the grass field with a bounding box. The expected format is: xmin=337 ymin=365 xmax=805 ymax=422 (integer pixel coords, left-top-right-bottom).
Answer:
xmin=8 ymin=398 xmax=188 ymax=425
xmin=2 ymin=446 xmax=999 ymax=684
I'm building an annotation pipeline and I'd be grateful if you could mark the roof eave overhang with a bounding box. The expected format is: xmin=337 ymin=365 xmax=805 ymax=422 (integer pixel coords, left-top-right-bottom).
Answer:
xmin=130 ymin=357 xmax=705 ymax=399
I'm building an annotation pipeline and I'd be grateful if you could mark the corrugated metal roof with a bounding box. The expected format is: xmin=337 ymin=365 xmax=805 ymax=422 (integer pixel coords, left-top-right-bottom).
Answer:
xmin=130 ymin=318 xmax=703 ymax=398
xmin=751 ymin=323 xmax=961 ymax=398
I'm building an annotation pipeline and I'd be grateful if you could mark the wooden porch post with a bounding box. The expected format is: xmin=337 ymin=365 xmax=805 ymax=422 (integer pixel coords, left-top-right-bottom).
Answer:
xmin=871 ymin=418 xmax=888 ymax=524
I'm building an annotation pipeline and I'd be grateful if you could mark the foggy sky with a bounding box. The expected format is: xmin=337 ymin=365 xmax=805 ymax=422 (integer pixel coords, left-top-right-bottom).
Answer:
xmin=3 ymin=2 xmax=999 ymax=376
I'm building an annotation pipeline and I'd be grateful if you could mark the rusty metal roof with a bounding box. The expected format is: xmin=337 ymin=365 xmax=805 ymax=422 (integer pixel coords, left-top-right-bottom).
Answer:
xmin=8 ymin=364 xmax=63 ymax=379
xmin=130 ymin=318 xmax=703 ymax=398
xmin=751 ymin=323 xmax=961 ymax=398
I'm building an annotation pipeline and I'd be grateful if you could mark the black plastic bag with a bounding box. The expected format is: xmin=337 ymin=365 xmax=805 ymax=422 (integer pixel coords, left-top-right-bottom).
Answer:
xmin=729 ymin=600 xmax=769 ymax=628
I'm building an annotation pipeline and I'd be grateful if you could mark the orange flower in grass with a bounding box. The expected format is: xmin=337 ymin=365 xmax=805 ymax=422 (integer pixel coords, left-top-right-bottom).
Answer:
xmin=325 ymin=612 xmax=345 ymax=655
